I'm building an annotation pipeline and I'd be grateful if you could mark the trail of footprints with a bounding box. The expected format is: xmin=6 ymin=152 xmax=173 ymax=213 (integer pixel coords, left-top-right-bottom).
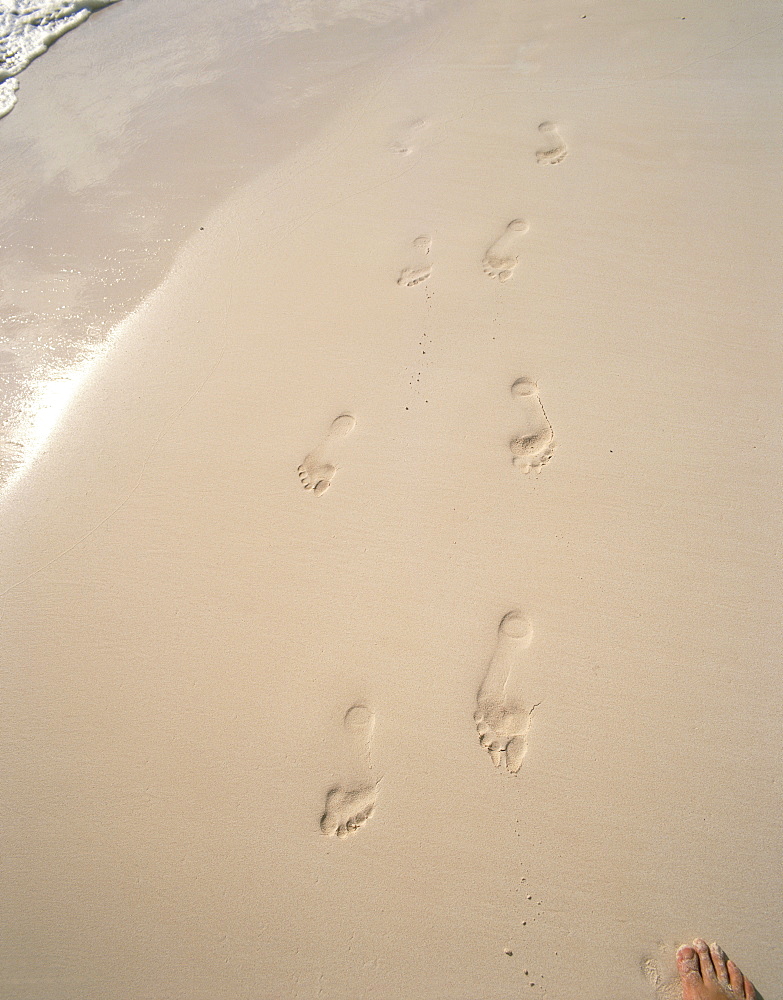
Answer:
xmin=297 ymin=117 xmax=569 ymax=837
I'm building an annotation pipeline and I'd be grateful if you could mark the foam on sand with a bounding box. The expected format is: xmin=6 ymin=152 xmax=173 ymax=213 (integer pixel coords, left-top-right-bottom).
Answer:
xmin=0 ymin=0 xmax=121 ymax=119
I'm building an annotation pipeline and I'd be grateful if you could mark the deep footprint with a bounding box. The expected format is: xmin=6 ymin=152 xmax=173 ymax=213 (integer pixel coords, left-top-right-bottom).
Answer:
xmin=298 ymin=413 xmax=356 ymax=496
xmin=483 ymin=219 xmax=529 ymax=282
xmin=320 ymin=784 xmax=379 ymax=838
xmin=320 ymin=703 xmax=379 ymax=838
xmin=474 ymin=611 xmax=537 ymax=774
xmin=536 ymin=121 xmax=568 ymax=165
xmin=509 ymin=377 xmax=555 ymax=474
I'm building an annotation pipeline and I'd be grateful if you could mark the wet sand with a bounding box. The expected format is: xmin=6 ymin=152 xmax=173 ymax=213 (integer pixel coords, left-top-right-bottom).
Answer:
xmin=1 ymin=1 xmax=782 ymax=998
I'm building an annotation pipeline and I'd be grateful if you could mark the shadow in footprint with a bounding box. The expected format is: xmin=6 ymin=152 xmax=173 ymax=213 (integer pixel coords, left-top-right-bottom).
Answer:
xmin=509 ymin=377 xmax=555 ymax=474
xmin=536 ymin=121 xmax=568 ymax=165
xmin=474 ymin=611 xmax=538 ymax=775
xmin=483 ymin=219 xmax=529 ymax=282
xmin=320 ymin=704 xmax=380 ymax=838
xmin=298 ymin=413 xmax=356 ymax=496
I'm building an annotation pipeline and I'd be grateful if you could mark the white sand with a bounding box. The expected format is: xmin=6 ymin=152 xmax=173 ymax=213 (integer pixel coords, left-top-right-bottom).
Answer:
xmin=1 ymin=1 xmax=782 ymax=998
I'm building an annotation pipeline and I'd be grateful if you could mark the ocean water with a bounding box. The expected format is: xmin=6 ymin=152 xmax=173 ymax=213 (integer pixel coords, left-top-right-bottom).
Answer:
xmin=0 ymin=1 xmax=120 ymax=118
xmin=0 ymin=0 xmax=443 ymax=491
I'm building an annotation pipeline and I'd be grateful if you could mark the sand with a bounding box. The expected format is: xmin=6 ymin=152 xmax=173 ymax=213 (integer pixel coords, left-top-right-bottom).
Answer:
xmin=1 ymin=0 xmax=782 ymax=998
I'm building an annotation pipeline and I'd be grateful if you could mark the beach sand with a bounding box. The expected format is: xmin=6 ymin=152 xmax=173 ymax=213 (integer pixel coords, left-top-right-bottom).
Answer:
xmin=1 ymin=1 xmax=782 ymax=998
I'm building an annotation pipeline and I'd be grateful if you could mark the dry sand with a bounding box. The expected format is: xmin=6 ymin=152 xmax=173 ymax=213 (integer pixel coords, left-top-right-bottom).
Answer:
xmin=1 ymin=1 xmax=782 ymax=998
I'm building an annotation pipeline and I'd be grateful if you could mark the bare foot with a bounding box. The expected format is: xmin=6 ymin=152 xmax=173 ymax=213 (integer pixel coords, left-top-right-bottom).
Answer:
xmin=677 ymin=940 xmax=757 ymax=1000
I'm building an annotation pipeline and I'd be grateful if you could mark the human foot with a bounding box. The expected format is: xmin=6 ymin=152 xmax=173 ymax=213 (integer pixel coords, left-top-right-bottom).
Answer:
xmin=677 ymin=940 xmax=757 ymax=1000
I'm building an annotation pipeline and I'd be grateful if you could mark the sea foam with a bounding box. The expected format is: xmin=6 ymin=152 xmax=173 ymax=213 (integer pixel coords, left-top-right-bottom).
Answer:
xmin=0 ymin=0 xmax=120 ymax=119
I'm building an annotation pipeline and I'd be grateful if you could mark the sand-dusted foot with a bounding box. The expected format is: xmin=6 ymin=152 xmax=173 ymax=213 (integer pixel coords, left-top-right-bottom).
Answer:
xmin=474 ymin=611 xmax=537 ymax=774
xmin=320 ymin=784 xmax=379 ymax=838
xmin=677 ymin=941 xmax=757 ymax=1000
xmin=298 ymin=413 xmax=356 ymax=495
xmin=536 ymin=121 xmax=568 ymax=164
xmin=483 ymin=219 xmax=529 ymax=282
xmin=509 ymin=377 xmax=555 ymax=474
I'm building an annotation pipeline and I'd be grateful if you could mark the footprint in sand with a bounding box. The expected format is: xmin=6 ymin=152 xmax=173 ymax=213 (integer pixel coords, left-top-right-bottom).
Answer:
xmin=509 ymin=377 xmax=555 ymax=474
xmin=298 ymin=413 xmax=356 ymax=496
xmin=398 ymin=234 xmax=433 ymax=287
xmin=536 ymin=121 xmax=568 ymax=165
xmin=482 ymin=219 xmax=529 ymax=282
xmin=474 ymin=612 xmax=538 ymax=775
xmin=321 ymin=704 xmax=380 ymax=838
xmin=391 ymin=117 xmax=429 ymax=157
xmin=642 ymin=944 xmax=683 ymax=1000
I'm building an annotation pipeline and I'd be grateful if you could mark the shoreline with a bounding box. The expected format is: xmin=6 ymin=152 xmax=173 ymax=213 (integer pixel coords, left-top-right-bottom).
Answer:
xmin=1 ymin=1 xmax=781 ymax=998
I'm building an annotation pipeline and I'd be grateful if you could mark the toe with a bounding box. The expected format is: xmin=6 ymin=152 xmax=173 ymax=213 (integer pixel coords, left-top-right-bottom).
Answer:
xmin=336 ymin=824 xmax=348 ymax=838
xmin=320 ymin=813 xmax=337 ymax=837
xmin=489 ymin=749 xmax=503 ymax=767
xmin=479 ymin=732 xmax=496 ymax=748
xmin=694 ymin=940 xmax=716 ymax=980
xmin=505 ymin=735 xmax=527 ymax=774
xmin=743 ymin=977 xmax=756 ymax=1000
xmin=313 ymin=480 xmax=331 ymax=496
xmin=677 ymin=945 xmax=701 ymax=979
xmin=727 ymin=960 xmax=744 ymax=996
xmin=711 ymin=944 xmax=729 ymax=985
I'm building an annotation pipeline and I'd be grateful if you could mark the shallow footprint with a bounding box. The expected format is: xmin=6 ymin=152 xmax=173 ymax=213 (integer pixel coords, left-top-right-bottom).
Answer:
xmin=536 ymin=121 xmax=568 ymax=165
xmin=397 ymin=265 xmax=432 ymax=287
xmin=474 ymin=611 xmax=536 ymax=774
xmin=298 ymin=413 xmax=356 ymax=496
xmin=320 ymin=703 xmax=379 ymax=838
xmin=483 ymin=219 xmax=529 ymax=282
xmin=509 ymin=377 xmax=555 ymax=474
xmin=643 ymin=942 xmax=686 ymax=1000
xmin=398 ymin=233 xmax=433 ymax=287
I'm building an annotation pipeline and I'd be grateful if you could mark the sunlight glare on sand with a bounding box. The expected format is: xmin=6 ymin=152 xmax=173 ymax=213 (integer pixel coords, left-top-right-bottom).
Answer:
xmin=3 ymin=338 xmax=114 ymax=493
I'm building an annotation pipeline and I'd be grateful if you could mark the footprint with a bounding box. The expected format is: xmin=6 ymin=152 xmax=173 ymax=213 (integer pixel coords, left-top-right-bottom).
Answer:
xmin=298 ymin=413 xmax=356 ymax=496
xmin=509 ymin=377 xmax=555 ymax=474
xmin=391 ymin=117 xmax=429 ymax=156
xmin=398 ymin=234 xmax=433 ymax=287
xmin=397 ymin=265 xmax=432 ymax=287
xmin=642 ymin=944 xmax=682 ymax=1000
xmin=474 ymin=612 xmax=537 ymax=774
xmin=482 ymin=219 xmax=529 ymax=282
xmin=320 ymin=704 xmax=379 ymax=838
xmin=536 ymin=121 xmax=568 ymax=165
xmin=320 ymin=785 xmax=379 ymax=838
